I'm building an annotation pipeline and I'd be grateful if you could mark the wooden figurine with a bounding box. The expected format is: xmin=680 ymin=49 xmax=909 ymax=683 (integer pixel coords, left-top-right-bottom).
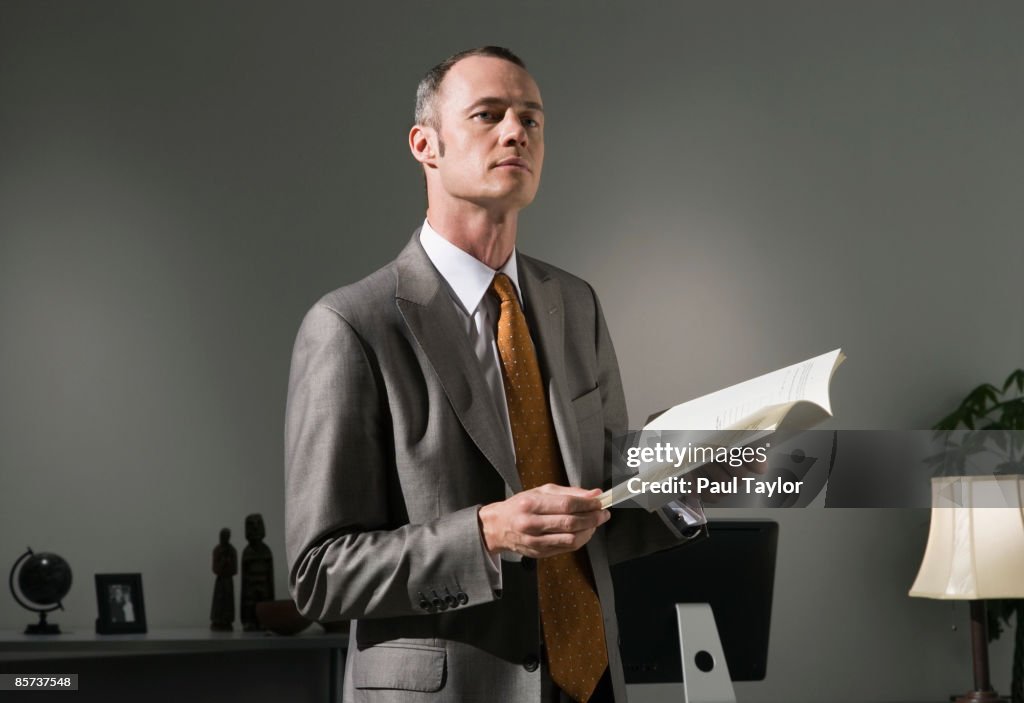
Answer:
xmin=210 ymin=528 xmax=237 ymax=631
xmin=240 ymin=514 xmax=274 ymax=631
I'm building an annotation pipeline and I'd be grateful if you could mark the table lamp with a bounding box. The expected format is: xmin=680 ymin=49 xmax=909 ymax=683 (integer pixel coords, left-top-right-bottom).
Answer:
xmin=909 ymin=475 xmax=1024 ymax=703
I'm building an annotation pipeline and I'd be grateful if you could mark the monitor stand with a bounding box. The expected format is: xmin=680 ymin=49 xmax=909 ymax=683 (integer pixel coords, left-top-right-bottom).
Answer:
xmin=677 ymin=603 xmax=736 ymax=703
xmin=624 ymin=603 xmax=736 ymax=703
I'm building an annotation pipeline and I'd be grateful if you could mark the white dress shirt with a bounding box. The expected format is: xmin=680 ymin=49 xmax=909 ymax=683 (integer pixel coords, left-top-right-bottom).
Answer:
xmin=419 ymin=219 xmax=520 ymax=451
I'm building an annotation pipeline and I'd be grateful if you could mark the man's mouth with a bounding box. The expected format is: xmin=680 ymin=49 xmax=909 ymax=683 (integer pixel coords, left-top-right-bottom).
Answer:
xmin=494 ymin=157 xmax=530 ymax=172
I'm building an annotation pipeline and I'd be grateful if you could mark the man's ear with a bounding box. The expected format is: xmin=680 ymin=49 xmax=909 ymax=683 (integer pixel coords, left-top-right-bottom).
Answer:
xmin=409 ymin=124 xmax=439 ymax=167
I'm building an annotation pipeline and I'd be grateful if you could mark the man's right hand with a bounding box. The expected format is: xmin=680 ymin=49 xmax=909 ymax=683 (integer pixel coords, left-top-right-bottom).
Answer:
xmin=478 ymin=484 xmax=610 ymax=558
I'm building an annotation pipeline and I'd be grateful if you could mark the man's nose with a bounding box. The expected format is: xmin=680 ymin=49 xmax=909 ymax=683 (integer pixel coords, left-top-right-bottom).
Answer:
xmin=499 ymin=110 xmax=527 ymax=146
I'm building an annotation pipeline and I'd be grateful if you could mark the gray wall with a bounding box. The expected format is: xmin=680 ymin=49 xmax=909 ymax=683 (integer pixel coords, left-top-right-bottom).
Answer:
xmin=1 ymin=1 xmax=1021 ymax=701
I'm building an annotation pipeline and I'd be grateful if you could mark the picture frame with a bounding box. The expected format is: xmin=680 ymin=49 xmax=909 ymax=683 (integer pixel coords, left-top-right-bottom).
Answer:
xmin=94 ymin=573 xmax=147 ymax=634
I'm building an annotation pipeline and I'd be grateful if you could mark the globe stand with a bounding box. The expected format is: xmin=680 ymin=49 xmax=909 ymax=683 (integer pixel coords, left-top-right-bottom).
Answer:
xmin=26 ymin=609 xmax=62 ymax=635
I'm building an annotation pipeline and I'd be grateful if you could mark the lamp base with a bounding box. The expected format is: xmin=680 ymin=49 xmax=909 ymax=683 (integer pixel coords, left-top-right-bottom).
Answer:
xmin=954 ymin=690 xmax=1007 ymax=703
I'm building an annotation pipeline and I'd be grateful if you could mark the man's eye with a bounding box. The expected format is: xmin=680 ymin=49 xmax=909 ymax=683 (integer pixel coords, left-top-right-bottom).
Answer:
xmin=474 ymin=112 xmax=496 ymax=121
xmin=523 ymin=118 xmax=540 ymax=128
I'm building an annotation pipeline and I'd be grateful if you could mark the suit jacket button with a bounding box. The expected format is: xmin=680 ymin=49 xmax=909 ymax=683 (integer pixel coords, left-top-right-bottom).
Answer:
xmin=444 ymin=592 xmax=458 ymax=609
xmin=431 ymin=591 xmax=446 ymax=612
xmin=521 ymin=557 xmax=535 ymax=571
xmin=456 ymin=590 xmax=469 ymax=605
xmin=523 ymin=654 xmax=540 ymax=672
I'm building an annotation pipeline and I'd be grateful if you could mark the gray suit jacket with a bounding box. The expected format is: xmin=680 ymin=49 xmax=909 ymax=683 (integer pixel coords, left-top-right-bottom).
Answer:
xmin=284 ymin=232 xmax=694 ymax=702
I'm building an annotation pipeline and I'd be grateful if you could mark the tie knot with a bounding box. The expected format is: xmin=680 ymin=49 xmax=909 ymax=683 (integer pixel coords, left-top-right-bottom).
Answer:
xmin=490 ymin=273 xmax=518 ymax=305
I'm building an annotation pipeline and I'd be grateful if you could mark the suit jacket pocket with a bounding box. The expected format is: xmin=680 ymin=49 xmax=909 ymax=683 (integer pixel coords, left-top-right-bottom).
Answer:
xmin=353 ymin=642 xmax=446 ymax=692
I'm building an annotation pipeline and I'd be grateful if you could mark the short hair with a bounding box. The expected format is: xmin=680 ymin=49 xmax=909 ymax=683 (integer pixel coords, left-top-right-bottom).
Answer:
xmin=414 ymin=46 xmax=526 ymax=129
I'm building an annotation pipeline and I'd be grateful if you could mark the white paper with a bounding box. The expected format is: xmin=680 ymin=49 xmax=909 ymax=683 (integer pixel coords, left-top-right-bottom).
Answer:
xmin=598 ymin=349 xmax=845 ymax=508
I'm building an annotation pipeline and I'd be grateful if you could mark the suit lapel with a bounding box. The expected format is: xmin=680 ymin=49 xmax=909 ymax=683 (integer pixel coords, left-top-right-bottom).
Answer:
xmin=518 ymin=255 xmax=586 ymax=488
xmin=394 ymin=234 xmax=522 ymax=493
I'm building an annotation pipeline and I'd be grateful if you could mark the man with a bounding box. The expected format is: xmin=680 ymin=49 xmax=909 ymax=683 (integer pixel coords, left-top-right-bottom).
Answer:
xmin=285 ymin=47 xmax=702 ymax=703
xmin=109 ymin=585 xmax=126 ymax=623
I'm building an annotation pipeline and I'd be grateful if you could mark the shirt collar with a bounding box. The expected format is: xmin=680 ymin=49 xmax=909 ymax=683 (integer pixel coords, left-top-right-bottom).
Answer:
xmin=419 ymin=218 xmax=523 ymax=315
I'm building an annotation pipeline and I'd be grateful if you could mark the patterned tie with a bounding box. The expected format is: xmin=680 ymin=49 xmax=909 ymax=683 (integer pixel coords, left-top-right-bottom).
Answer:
xmin=489 ymin=273 xmax=608 ymax=703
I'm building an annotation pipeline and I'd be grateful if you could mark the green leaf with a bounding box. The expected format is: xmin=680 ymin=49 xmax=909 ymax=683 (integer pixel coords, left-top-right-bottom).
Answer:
xmin=934 ymin=373 xmax=1024 ymax=480
xmin=967 ymin=384 xmax=1001 ymax=408
xmin=1002 ymin=369 xmax=1024 ymax=394
xmin=999 ymin=398 xmax=1024 ymax=430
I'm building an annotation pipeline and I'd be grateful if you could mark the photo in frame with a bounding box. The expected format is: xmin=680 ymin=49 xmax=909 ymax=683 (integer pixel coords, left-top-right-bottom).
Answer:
xmin=94 ymin=573 xmax=147 ymax=634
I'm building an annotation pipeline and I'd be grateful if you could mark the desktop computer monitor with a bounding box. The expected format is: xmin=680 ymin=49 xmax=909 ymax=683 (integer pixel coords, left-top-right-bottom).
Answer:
xmin=611 ymin=519 xmax=779 ymax=683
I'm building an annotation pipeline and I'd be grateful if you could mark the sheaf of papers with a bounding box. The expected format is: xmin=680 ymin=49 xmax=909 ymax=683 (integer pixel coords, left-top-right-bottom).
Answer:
xmin=598 ymin=348 xmax=845 ymax=509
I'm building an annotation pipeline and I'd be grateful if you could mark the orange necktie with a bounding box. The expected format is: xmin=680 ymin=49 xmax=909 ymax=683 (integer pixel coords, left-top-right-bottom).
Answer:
xmin=490 ymin=273 xmax=608 ymax=703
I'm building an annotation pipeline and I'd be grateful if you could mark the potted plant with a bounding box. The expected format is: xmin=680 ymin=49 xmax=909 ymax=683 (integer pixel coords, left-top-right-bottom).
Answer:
xmin=933 ymin=369 xmax=1024 ymax=703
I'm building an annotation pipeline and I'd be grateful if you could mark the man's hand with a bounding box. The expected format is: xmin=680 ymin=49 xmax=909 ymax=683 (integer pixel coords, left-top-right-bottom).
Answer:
xmin=478 ymin=484 xmax=611 ymax=558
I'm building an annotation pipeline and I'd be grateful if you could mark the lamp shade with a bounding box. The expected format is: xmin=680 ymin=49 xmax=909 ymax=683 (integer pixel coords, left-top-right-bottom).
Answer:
xmin=909 ymin=475 xmax=1024 ymax=600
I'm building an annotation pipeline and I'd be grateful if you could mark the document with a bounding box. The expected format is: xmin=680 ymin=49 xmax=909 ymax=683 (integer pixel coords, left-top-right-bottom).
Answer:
xmin=599 ymin=348 xmax=845 ymax=508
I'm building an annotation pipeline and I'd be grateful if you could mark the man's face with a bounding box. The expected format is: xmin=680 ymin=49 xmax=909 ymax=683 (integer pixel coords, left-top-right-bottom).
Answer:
xmin=427 ymin=56 xmax=544 ymax=212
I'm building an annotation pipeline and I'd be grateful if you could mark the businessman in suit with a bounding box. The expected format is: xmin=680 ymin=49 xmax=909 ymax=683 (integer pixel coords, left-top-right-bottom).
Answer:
xmin=284 ymin=46 xmax=703 ymax=703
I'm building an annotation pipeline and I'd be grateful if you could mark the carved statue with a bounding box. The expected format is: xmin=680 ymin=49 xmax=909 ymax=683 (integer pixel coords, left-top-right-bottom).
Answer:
xmin=240 ymin=513 xmax=274 ymax=631
xmin=210 ymin=528 xmax=237 ymax=631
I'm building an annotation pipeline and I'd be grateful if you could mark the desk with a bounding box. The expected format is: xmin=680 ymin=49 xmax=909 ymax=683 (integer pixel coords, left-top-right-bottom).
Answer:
xmin=1 ymin=634 xmax=943 ymax=703
xmin=0 ymin=627 xmax=349 ymax=702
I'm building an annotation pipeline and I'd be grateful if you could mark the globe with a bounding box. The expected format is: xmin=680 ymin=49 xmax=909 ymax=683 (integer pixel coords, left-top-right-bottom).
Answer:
xmin=9 ymin=548 xmax=72 ymax=634
xmin=18 ymin=553 xmax=72 ymax=605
